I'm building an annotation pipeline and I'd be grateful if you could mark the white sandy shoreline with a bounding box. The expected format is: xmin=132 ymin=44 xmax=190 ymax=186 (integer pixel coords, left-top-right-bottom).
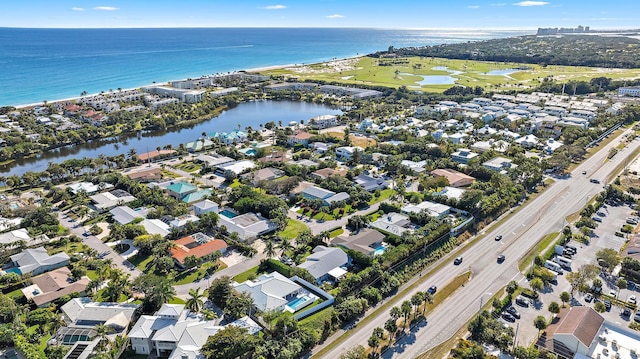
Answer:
xmin=12 ymin=55 xmax=365 ymax=110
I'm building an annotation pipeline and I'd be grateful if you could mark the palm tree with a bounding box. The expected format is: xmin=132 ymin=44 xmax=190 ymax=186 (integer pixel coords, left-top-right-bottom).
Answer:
xmin=186 ymin=288 xmax=205 ymax=313
xmin=264 ymin=239 xmax=277 ymax=258
xmin=153 ymin=277 xmax=176 ymax=306
xmin=278 ymin=237 xmax=294 ymax=257
xmin=390 ymin=306 xmax=401 ymax=321
xmin=411 ymin=292 xmax=424 ymax=318
xmin=93 ymin=323 xmax=114 ymax=352
xmin=401 ymin=301 xmax=412 ymax=330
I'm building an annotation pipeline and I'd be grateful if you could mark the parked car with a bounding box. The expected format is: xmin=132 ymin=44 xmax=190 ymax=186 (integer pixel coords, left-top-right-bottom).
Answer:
xmin=585 ymin=293 xmax=593 ymax=302
xmin=515 ymin=296 xmax=530 ymax=308
xmin=624 ymin=308 xmax=632 ymax=317
xmin=604 ymin=300 xmax=612 ymax=310
xmin=427 ymin=285 xmax=437 ymax=295
xmin=609 ymin=290 xmax=617 ymax=298
xmin=506 ymin=306 xmax=521 ymax=319
xmin=454 ymin=256 xmax=463 ymax=265
xmin=502 ymin=312 xmax=516 ymax=322
xmin=629 ymin=295 xmax=637 ymax=304
xmin=635 ymin=311 xmax=640 ymax=323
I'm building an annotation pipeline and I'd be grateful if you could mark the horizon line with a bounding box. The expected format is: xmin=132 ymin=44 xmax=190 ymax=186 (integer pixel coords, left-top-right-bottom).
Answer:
xmin=1 ymin=25 xmax=636 ymax=31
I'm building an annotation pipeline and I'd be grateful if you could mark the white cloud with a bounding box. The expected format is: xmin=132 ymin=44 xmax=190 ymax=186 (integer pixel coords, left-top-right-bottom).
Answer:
xmin=93 ymin=6 xmax=119 ymax=11
xmin=491 ymin=2 xmax=507 ymax=5
xmin=326 ymin=14 xmax=344 ymax=18
xmin=262 ymin=5 xmax=287 ymax=10
xmin=513 ymin=1 xmax=549 ymax=6
xmin=71 ymin=7 xmax=85 ymax=11
xmin=468 ymin=5 xmax=480 ymax=9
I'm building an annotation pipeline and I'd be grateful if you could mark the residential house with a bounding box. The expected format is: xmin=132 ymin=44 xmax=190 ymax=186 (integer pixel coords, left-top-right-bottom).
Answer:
xmin=251 ymin=167 xmax=284 ymax=184
xmin=401 ymin=160 xmax=427 ymax=174
xmin=335 ymin=146 xmax=364 ymax=161
xmin=191 ymin=199 xmax=219 ymax=216
xmin=287 ymin=131 xmax=314 ymax=147
xmin=451 ymin=149 xmax=479 ymax=164
xmin=301 ymin=186 xmax=351 ymax=206
xmin=126 ymin=168 xmax=162 ymax=182
xmin=141 ymin=219 xmax=170 ymax=237
xmin=170 ymin=233 xmax=227 ymax=268
xmin=214 ymin=160 xmax=256 ymax=177
xmin=331 ymin=228 xmax=386 ymax=257
xmin=402 ymin=201 xmax=451 ymax=218
xmin=109 ymin=206 xmax=147 ymax=225
xmin=318 ymin=85 xmax=382 ymax=99
xmin=194 ymin=153 xmax=234 ymax=167
xmin=483 ymin=157 xmax=515 ymax=173
xmin=21 ymin=267 xmax=90 ymax=307
xmin=433 ymin=186 xmax=466 ymax=200
xmin=618 ymin=86 xmax=640 ymax=97
xmin=312 ymin=142 xmax=330 ymax=154
xmin=0 ymin=228 xmax=35 ymax=246
xmin=137 ymin=150 xmax=176 ymax=162
xmin=311 ymin=168 xmax=347 ymax=180
xmin=53 ymin=297 xmax=138 ymax=345
xmin=370 ymin=212 xmax=416 ymax=237
xmin=168 ymin=214 xmax=200 ymax=229
xmin=129 ymin=304 xmax=256 ymax=358
xmin=354 ymin=174 xmax=388 ymax=192
xmin=449 ymin=132 xmax=467 ymax=144
xmin=166 ymin=181 xmax=197 ymax=200
xmin=515 ymin=134 xmax=539 ymax=148
xmin=309 ymin=114 xmax=338 ymax=129
xmin=218 ymin=212 xmax=277 ymax=241
xmin=181 ymin=189 xmax=212 ymax=205
xmin=430 ymin=169 xmax=475 ymax=188
xmin=233 ymin=272 xmax=304 ymax=312
xmin=543 ymin=139 xmax=564 ymax=154
xmin=185 ymin=138 xmax=214 ymax=153
xmin=90 ymin=189 xmax=136 ymax=212
xmin=9 ymin=247 xmax=70 ymax=276
xmin=298 ymin=246 xmax=349 ymax=284
xmin=471 ymin=139 xmax=509 ymax=153
xmin=68 ymin=182 xmax=113 ymax=195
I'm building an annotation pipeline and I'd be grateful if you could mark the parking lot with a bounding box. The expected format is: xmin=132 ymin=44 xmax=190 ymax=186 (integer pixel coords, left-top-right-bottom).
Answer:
xmin=502 ymin=203 xmax=637 ymax=347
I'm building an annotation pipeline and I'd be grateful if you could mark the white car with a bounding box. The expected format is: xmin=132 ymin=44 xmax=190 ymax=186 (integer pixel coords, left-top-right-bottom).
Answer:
xmin=629 ymin=295 xmax=637 ymax=304
xmin=609 ymin=290 xmax=617 ymax=298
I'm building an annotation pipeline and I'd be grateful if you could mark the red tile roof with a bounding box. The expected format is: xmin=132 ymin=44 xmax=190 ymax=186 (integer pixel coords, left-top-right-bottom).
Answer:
xmin=170 ymin=236 xmax=228 ymax=265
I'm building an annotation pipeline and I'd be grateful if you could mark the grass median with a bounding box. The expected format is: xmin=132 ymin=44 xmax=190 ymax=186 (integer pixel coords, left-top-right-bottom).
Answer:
xmin=518 ymin=232 xmax=560 ymax=272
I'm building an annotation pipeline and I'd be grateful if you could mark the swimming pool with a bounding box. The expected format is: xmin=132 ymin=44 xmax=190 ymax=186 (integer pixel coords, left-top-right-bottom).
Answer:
xmin=373 ymin=245 xmax=386 ymax=256
xmin=3 ymin=267 xmax=21 ymax=275
xmin=220 ymin=209 xmax=237 ymax=218
xmin=286 ymin=295 xmax=316 ymax=312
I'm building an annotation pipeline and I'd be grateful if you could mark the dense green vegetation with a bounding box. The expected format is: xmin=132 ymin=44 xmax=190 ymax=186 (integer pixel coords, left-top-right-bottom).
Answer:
xmin=375 ymin=35 xmax=640 ymax=68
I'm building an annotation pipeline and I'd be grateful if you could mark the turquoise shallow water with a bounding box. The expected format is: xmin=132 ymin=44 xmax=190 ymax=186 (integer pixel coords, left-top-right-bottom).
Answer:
xmin=0 ymin=27 xmax=530 ymax=107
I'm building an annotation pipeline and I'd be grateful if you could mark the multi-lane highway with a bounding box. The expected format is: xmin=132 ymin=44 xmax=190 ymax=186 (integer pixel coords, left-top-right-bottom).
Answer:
xmin=317 ymin=128 xmax=640 ymax=359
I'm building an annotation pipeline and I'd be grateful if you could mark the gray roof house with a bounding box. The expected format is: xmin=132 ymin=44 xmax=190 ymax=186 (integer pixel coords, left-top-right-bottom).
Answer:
xmin=109 ymin=206 xmax=146 ymax=225
xmin=298 ymin=246 xmax=349 ymax=284
xmin=354 ymin=174 xmax=388 ymax=192
xmin=233 ymin=272 xmax=303 ymax=312
xmin=331 ymin=229 xmax=386 ymax=256
xmin=9 ymin=247 xmax=70 ymax=275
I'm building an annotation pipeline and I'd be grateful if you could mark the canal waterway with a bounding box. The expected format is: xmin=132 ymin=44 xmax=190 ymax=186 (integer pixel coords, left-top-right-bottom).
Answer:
xmin=1 ymin=100 xmax=341 ymax=176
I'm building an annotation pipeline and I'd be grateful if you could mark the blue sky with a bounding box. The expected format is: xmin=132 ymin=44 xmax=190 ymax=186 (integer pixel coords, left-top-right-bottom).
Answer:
xmin=1 ymin=0 xmax=637 ymax=29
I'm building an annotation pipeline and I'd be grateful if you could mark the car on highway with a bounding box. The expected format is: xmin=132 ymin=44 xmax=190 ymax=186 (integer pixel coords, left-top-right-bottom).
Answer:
xmin=506 ymin=306 xmax=521 ymax=319
xmin=454 ymin=256 xmax=463 ymax=265
xmin=495 ymin=235 xmax=503 ymax=241
xmin=590 ymin=178 xmax=601 ymax=184
xmin=497 ymin=255 xmax=505 ymax=263
xmin=582 ymin=170 xmax=587 ymax=175
xmin=584 ymin=293 xmax=593 ymax=302
xmin=427 ymin=286 xmax=437 ymax=295
xmin=501 ymin=312 xmax=516 ymax=322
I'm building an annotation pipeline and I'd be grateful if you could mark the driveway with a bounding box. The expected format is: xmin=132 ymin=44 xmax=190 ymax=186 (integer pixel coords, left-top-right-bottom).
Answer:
xmin=57 ymin=211 xmax=142 ymax=279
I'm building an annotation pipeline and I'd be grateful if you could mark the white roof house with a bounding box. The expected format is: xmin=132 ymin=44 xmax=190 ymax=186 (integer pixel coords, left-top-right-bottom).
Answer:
xmin=401 ymin=201 xmax=451 ymax=218
xmin=141 ymin=219 xmax=170 ymax=237
xmin=515 ymin=134 xmax=539 ymax=148
xmin=61 ymin=297 xmax=138 ymax=332
xmin=434 ymin=186 xmax=466 ymax=200
xmin=233 ymin=272 xmax=303 ymax=312
xmin=218 ymin=212 xmax=277 ymax=241
xmin=543 ymin=139 xmax=564 ymax=153
xmin=191 ymin=199 xmax=219 ymax=216
xmin=68 ymin=182 xmax=113 ymax=195
xmin=483 ymin=157 xmax=516 ymax=173
xmin=9 ymin=247 xmax=70 ymax=276
xmin=370 ymin=212 xmax=416 ymax=236
xmin=0 ymin=228 xmax=33 ymax=246
xmin=90 ymin=190 xmax=136 ymax=211
xmin=109 ymin=206 xmax=146 ymax=225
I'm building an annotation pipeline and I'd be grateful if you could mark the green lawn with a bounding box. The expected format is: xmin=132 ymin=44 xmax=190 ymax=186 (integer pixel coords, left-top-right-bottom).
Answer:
xmin=175 ymin=161 xmax=203 ymax=173
xmin=369 ymin=188 xmax=394 ymax=205
xmin=86 ymin=270 xmax=98 ymax=280
xmin=233 ymin=265 xmax=261 ymax=283
xmin=173 ymin=261 xmax=228 ymax=285
xmin=279 ymin=219 xmax=308 ymax=239
xmin=229 ymin=179 xmax=241 ymax=188
xmin=299 ymin=306 xmax=334 ymax=333
xmin=128 ymin=253 xmax=154 ymax=271
xmin=518 ymin=232 xmax=560 ymax=272
xmin=169 ymin=297 xmax=185 ymax=304
xmin=263 ymin=56 xmax=640 ymax=93
xmin=160 ymin=169 xmax=180 ymax=179
xmin=329 ymin=228 xmax=344 ymax=238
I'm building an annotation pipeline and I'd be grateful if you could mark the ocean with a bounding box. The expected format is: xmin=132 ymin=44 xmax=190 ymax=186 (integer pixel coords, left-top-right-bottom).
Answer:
xmin=0 ymin=27 xmax=531 ymax=107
